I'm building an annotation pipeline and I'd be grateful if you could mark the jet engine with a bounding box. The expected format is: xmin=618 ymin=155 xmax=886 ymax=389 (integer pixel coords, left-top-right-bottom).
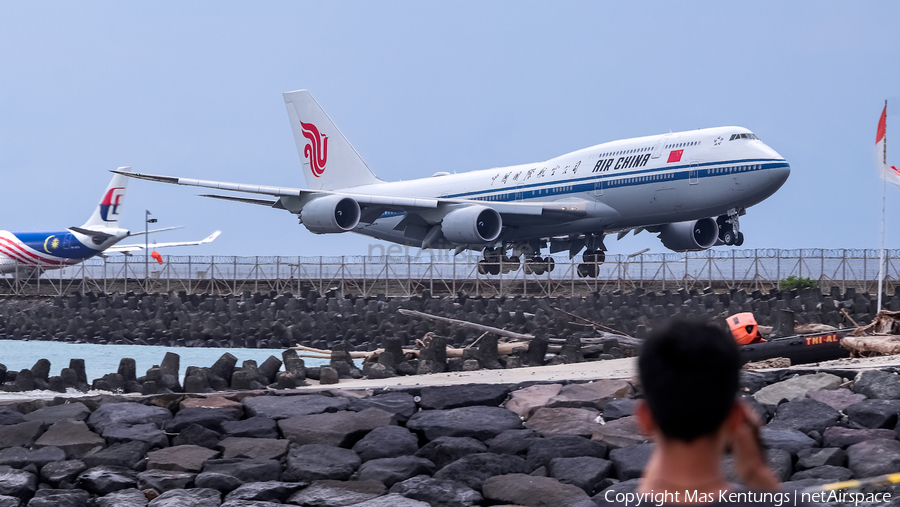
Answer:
xmin=441 ymin=205 xmax=502 ymax=244
xmin=300 ymin=195 xmax=361 ymax=234
xmin=658 ymin=218 xmax=718 ymax=252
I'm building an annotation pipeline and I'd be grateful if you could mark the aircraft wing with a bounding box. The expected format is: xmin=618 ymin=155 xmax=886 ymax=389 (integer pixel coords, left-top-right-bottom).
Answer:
xmin=116 ymin=170 xmax=441 ymax=211
xmin=107 ymin=231 xmax=221 ymax=254
xmin=117 ymin=170 xmax=588 ymax=221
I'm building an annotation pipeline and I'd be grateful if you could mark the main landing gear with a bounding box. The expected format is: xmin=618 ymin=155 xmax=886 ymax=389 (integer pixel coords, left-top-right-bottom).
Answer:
xmin=523 ymin=256 xmax=555 ymax=275
xmin=717 ymin=212 xmax=744 ymax=247
xmin=476 ymin=247 xmax=557 ymax=275
xmin=476 ymin=248 xmax=519 ymax=275
xmin=577 ymin=249 xmax=605 ymax=278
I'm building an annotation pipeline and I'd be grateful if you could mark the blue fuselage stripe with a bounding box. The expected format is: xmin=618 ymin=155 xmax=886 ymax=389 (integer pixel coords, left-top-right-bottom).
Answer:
xmin=379 ymin=158 xmax=786 ymax=218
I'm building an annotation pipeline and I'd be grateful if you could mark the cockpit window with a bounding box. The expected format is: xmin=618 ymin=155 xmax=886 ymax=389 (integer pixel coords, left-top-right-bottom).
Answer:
xmin=729 ymin=133 xmax=759 ymax=141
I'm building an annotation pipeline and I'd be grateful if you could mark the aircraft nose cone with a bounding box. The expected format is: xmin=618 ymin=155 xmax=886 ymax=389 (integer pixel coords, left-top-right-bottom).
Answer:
xmin=769 ymin=162 xmax=790 ymax=188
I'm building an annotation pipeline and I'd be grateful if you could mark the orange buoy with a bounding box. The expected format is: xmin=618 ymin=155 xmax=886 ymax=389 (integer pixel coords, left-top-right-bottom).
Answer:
xmin=729 ymin=312 xmax=763 ymax=345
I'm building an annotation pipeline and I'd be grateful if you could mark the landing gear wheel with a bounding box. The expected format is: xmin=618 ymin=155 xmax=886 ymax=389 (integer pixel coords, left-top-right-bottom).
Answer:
xmin=722 ymin=229 xmax=735 ymax=246
xmin=547 ymin=257 xmax=555 ymax=272
xmin=582 ymin=249 xmax=606 ymax=265
xmin=577 ymin=261 xmax=598 ymax=278
xmin=577 ymin=264 xmax=588 ymax=278
xmin=735 ymin=232 xmax=744 ymax=247
xmin=477 ymin=260 xmax=488 ymax=275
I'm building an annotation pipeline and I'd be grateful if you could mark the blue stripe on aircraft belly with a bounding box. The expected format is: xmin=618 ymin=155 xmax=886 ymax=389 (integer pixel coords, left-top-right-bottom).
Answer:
xmin=14 ymin=232 xmax=99 ymax=260
xmin=377 ymin=159 xmax=787 ymax=219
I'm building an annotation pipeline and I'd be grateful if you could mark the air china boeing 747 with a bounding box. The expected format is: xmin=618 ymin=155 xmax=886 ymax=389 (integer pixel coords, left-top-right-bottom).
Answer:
xmin=0 ymin=167 xmax=220 ymax=278
xmin=119 ymin=90 xmax=790 ymax=278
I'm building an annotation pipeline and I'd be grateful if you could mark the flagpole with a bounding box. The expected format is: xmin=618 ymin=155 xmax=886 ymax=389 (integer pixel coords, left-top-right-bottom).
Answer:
xmin=878 ymin=99 xmax=887 ymax=312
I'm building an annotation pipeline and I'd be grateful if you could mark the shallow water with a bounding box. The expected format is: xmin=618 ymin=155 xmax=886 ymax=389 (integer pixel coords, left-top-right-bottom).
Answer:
xmin=0 ymin=339 xmax=334 ymax=384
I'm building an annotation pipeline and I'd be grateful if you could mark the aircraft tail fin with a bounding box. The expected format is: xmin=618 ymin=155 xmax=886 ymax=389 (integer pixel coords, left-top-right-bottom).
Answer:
xmin=82 ymin=167 xmax=130 ymax=228
xmin=283 ymin=90 xmax=380 ymax=191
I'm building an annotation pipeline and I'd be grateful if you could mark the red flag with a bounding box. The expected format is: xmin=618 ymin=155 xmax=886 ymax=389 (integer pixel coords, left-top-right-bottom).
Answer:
xmin=876 ymin=103 xmax=900 ymax=187
xmin=667 ymin=150 xmax=683 ymax=163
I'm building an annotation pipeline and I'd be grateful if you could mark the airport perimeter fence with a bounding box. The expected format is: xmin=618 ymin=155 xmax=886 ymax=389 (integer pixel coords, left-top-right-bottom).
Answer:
xmin=3 ymin=249 xmax=900 ymax=299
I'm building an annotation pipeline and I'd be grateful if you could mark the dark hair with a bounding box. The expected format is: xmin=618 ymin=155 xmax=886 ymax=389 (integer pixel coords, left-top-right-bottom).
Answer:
xmin=638 ymin=319 xmax=741 ymax=442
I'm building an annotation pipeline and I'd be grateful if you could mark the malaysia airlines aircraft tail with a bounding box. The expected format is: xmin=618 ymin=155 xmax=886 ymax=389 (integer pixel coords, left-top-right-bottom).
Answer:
xmin=82 ymin=166 xmax=130 ymax=229
xmin=283 ymin=90 xmax=381 ymax=191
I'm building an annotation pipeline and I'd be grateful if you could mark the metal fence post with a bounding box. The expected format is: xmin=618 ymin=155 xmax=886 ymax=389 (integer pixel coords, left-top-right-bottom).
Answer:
xmin=864 ymin=250 xmax=868 ymax=293
xmin=732 ymin=250 xmax=736 ymax=288
xmin=452 ymin=254 xmax=456 ymax=295
xmin=571 ymin=258 xmax=575 ymax=296
xmin=754 ymin=249 xmax=759 ymax=291
xmin=887 ymin=251 xmax=892 ymax=294
xmin=776 ymin=250 xmax=780 ymax=290
xmin=640 ymin=254 xmax=644 ymax=289
xmin=662 ymin=256 xmax=666 ymax=291
xmin=842 ymin=250 xmax=846 ymax=293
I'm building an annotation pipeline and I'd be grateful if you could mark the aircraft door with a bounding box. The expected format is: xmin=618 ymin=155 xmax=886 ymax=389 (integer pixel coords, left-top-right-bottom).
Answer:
xmin=689 ymin=162 xmax=699 ymax=185
xmin=651 ymin=135 xmax=671 ymax=159
xmin=593 ymin=179 xmax=603 ymax=197
xmin=515 ymin=183 xmax=525 ymax=201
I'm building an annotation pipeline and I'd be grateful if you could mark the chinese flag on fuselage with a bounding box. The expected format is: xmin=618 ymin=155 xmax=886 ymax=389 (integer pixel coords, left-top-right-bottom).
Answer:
xmin=667 ymin=150 xmax=684 ymax=163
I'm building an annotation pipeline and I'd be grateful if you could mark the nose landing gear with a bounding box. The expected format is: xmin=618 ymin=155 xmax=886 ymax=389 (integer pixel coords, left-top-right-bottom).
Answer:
xmin=718 ymin=211 xmax=744 ymax=247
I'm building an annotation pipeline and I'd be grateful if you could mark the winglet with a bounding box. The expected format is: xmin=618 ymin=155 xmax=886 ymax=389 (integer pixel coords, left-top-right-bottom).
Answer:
xmin=112 ymin=170 xmax=180 ymax=185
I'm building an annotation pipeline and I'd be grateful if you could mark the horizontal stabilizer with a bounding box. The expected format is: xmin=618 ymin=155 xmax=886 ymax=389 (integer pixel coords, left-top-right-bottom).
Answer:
xmin=107 ymin=231 xmax=221 ymax=253
xmin=129 ymin=226 xmax=184 ymax=237
xmin=69 ymin=227 xmax=114 ymax=242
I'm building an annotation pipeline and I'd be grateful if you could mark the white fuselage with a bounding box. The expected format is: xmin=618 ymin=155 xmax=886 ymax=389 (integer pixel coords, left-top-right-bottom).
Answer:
xmin=339 ymin=126 xmax=789 ymax=247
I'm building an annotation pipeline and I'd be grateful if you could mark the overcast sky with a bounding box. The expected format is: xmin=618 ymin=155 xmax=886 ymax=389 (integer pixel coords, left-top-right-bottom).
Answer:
xmin=1 ymin=2 xmax=898 ymax=258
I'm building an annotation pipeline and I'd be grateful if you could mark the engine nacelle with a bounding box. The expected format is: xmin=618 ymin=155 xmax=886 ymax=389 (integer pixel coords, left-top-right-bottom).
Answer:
xmin=658 ymin=218 xmax=719 ymax=252
xmin=300 ymin=195 xmax=361 ymax=234
xmin=441 ymin=205 xmax=502 ymax=244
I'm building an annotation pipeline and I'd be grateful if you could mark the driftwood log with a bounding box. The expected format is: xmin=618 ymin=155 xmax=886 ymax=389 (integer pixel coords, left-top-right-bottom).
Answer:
xmin=397 ymin=308 xmax=535 ymax=341
xmin=292 ymin=308 xmax=638 ymax=363
xmin=291 ymin=342 xmax=528 ymax=362
xmin=841 ymin=335 xmax=900 ymax=356
xmin=552 ymin=307 xmax=633 ymax=337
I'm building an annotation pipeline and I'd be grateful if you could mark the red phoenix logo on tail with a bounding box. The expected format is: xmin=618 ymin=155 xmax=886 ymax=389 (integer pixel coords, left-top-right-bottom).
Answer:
xmin=301 ymin=121 xmax=328 ymax=177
